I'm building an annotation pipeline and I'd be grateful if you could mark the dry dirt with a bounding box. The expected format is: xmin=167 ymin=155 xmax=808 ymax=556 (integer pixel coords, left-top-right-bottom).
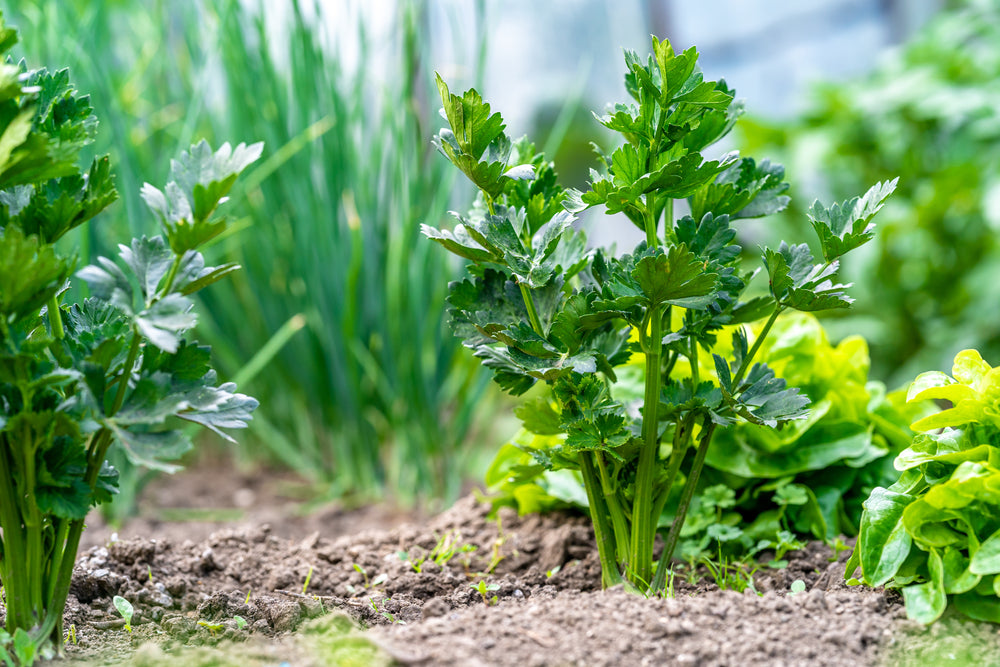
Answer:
xmin=18 ymin=464 xmax=1000 ymax=666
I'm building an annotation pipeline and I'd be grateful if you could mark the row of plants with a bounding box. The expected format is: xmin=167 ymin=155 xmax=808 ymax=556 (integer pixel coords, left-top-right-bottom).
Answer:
xmin=4 ymin=0 xmax=493 ymax=514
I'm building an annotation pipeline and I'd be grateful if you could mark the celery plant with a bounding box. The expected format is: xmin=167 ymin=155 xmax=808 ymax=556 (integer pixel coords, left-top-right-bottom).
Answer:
xmin=425 ymin=37 xmax=895 ymax=592
xmin=0 ymin=18 xmax=258 ymax=657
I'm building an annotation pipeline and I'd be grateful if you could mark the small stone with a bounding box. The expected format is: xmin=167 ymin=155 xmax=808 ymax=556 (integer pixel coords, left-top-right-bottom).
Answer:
xmin=421 ymin=597 xmax=450 ymax=619
xmin=198 ymin=548 xmax=218 ymax=573
xmin=298 ymin=596 xmax=324 ymax=618
xmin=538 ymin=525 xmax=574 ymax=573
xmin=265 ymin=598 xmax=302 ymax=633
xmin=162 ymin=615 xmax=196 ymax=639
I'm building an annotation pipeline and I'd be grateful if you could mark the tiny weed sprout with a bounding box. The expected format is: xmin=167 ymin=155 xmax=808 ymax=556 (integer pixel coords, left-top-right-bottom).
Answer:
xmin=789 ymin=580 xmax=807 ymax=596
xmin=302 ymin=566 xmax=314 ymax=595
xmin=233 ymin=616 xmax=248 ymax=631
xmin=196 ymin=620 xmax=224 ymax=638
xmin=112 ymin=597 xmax=133 ymax=634
xmin=829 ymin=537 xmax=851 ymax=563
xmin=64 ymin=625 xmax=75 ymax=646
xmin=470 ymin=581 xmax=500 ymax=606
xmin=347 ymin=563 xmax=388 ymax=594
xmin=368 ymin=598 xmax=403 ymax=625
xmin=425 ymin=35 xmax=894 ymax=593
xmin=0 ymin=16 xmax=260 ymax=656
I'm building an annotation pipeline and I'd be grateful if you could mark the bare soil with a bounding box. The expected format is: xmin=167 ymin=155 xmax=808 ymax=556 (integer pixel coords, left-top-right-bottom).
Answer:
xmin=22 ymin=464 xmax=1000 ymax=666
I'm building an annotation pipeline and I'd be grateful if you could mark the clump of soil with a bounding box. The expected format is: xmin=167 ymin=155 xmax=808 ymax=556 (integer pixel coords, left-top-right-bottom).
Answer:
xmin=20 ymin=474 xmax=999 ymax=666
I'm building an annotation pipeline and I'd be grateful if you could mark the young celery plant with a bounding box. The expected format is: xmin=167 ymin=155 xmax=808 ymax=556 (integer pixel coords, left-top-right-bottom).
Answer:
xmin=0 ymin=19 xmax=262 ymax=655
xmin=424 ymin=37 xmax=895 ymax=594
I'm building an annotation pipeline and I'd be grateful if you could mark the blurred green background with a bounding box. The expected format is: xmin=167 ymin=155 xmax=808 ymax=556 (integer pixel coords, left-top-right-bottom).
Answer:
xmin=6 ymin=0 xmax=999 ymax=518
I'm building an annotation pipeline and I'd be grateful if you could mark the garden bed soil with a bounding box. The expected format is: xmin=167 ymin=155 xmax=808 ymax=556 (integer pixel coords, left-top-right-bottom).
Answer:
xmin=27 ymin=466 xmax=1000 ymax=666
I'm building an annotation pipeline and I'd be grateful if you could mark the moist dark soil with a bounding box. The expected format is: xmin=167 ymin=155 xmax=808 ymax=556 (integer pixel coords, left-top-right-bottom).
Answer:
xmin=17 ymin=464 xmax=1000 ymax=666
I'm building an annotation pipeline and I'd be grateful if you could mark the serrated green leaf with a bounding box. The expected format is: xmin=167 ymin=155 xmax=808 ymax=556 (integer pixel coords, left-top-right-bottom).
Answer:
xmin=134 ymin=293 xmax=196 ymax=353
xmin=631 ymin=245 xmax=719 ymax=308
xmin=421 ymin=222 xmax=494 ymax=263
xmin=0 ymin=225 xmax=73 ymax=328
xmin=732 ymin=363 xmax=810 ymax=427
xmin=5 ymin=155 xmax=117 ymax=243
xmin=808 ymin=179 xmax=897 ymax=262
xmin=118 ymin=236 xmax=173 ymax=303
xmin=172 ymin=250 xmax=241 ymax=296
xmin=106 ymin=422 xmax=191 ymax=473
xmin=688 ymin=157 xmax=789 ymax=221
xmin=763 ymin=242 xmax=854 ymax=311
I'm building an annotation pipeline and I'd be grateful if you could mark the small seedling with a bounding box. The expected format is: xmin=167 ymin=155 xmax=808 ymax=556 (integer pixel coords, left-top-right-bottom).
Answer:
xmin=368 ymin=597 xmax=404 ymax=625
xmin=401 ymin=530 xmax=477 ymax=573
xmin=665 ymin=568 xmax=676 ymax=599
xmin=789 ymin=579 xmax=807 ymax=596
xmin=244 ymin=589 xmax=252 ymax=605
xmin=112 ymin=596 xmax=134 ymax=633
xmin=233 ymin=616 xmax=248 ymax=631
xmin=470 ymin=581 xmax=500 ymax=606
xmin=485 ymin=517 xmax=512 ymax=575
xmin=346 ymin=563 xmax=388 ymax=595
xmin=545 ymin=565 xmax=561 ymax=579
xmin=828 ymin=537 xmax=851 ymax=562
xmin=147 ymin=566 xmax=153 ymax=584
xmin=197 ymin=620 xmax=224 ymax=638
xmin=699 ymin=549 xmax=760 ymax=595
xmin=64 ymin=624 xmax=76 ymax=646
xmin=302 ymin=566 xmax=314 ymax=595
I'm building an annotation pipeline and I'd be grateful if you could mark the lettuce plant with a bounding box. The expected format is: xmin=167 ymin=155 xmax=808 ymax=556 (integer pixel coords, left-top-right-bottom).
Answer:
xmin=424 ymin=36 xmax=895 ymax=592
xmin=848 ymin=349 xmax=1000 ymax=624
xmin=0 ymin=18 xmax=259 ymax=656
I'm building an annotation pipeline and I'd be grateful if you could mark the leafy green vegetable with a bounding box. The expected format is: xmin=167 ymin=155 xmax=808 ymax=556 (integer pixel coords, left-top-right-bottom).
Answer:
xmin=427 ymin=35 xmax=892 ymax=592
xmin=0 ymin=16 xmax=260 ymax=658
xmin=849 ymin=348 xmax=1000 ymax=624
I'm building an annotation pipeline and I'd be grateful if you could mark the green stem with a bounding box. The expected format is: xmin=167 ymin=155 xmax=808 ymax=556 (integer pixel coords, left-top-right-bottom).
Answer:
xmin=579 ymin=453 xmax=623 ymax=588
xmin=645 ymin=193 xmax=659 ymax=248
xmin=159 ymin=253 xmax=183 ymax=297
xmin=649 ymin=415 xmax=694 ymax=592
xmin=0 ymin=436 xmax=31 ymax=632
xmin=662 ymin=198 xmax=674 ymax=244
xmin=518 ymin=282 xmax=545 ymax=338
xmin=21 ymin=423 xmax=43 ymax=621
xmin=31 ymin=429 xmax=115 ymax=647
xmin=689 ymin=336 xmax=699 ymax=388
xmin=630 ymin=303 xmax=663 ymax=587
xmin=48 ymin=295 xmax=65 ymax=340
xmin=595 ymin=452 xmax=630 ymax=566
xmin=46 ymin=519 xmax=69 ymax=603
xmin=733 ymin=305 xmax=783 ymax=387
xmin=111 ymin=334 xmax=142 ymax=415
xmin=659 ymin=421 xmax=718 ymax=569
